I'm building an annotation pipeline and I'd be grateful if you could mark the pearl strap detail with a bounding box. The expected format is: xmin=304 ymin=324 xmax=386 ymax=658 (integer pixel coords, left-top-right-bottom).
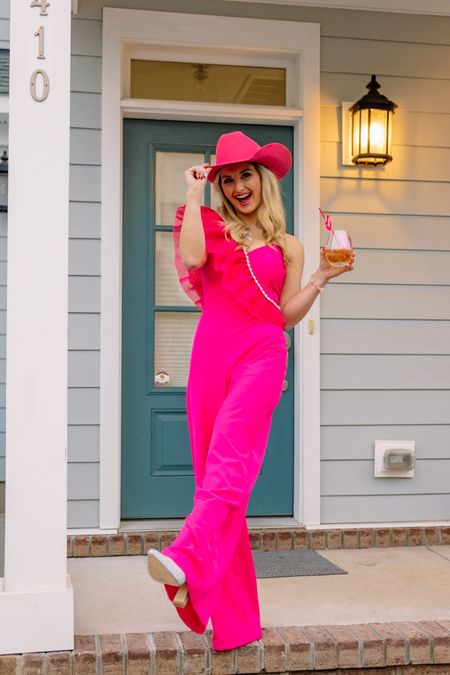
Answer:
xmin=243 ymin=248 xmax=281 ymax=311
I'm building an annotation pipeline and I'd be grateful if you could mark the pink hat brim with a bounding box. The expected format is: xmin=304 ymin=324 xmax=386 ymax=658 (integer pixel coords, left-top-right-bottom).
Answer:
xmin=207 ymin=142 xmax=292 ymax=183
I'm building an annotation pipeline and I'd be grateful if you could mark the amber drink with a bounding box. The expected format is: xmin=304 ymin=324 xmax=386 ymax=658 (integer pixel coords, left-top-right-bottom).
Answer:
xmin=324 ymin=230 xmax=353 ymax=267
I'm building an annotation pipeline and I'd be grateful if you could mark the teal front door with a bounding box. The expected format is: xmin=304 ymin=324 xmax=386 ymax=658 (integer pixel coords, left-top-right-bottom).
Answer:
xmin=121 ymin=119 xmax=294 ymax=518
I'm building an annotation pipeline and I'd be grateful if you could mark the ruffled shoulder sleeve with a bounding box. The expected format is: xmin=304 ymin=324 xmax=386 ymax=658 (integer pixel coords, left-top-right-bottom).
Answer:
xmin=172 ymin=204 xmax=234 ymax=309
xmin=173 ymin=204 xmax=286 ymax=328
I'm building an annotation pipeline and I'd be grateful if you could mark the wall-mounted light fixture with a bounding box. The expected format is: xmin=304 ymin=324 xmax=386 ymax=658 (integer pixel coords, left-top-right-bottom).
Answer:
xmin=0 ymin=150 xmax=8 ymax=213
xmin=342 ymin=75 xmax=397 ymax=167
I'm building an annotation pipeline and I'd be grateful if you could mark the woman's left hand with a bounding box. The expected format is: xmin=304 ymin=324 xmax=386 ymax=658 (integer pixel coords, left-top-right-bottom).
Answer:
xmin=319 ymin=246 xmax=356 ymax=281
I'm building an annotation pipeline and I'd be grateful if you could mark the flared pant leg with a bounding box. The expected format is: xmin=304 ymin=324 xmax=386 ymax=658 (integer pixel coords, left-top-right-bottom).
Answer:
xmin=209 ymin=513 xmax=261 ymax=650
xmin=162 ymin=348 xmax=230 ymax=635
xmin=208 ymin=404 xmax=277 ymax=650
xmin=162 ymin=344 xmax=287 ymax=644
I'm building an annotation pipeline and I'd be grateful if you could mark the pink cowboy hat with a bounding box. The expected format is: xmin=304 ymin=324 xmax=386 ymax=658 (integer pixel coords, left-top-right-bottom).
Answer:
xmin=207 ymin=131 xmax=292 ymax=183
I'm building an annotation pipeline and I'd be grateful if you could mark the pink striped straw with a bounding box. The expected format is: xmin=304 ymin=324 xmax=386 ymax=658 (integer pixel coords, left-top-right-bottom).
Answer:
xmin=319 ymin=207 xmax=335 ymax=234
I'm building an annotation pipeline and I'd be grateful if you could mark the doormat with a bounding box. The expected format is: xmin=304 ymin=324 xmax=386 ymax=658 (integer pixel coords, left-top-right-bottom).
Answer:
xmin=253 ymin=549 xmax=348 ymax=578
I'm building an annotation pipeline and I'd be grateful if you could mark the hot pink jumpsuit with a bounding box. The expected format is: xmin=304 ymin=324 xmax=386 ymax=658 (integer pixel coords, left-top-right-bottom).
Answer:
xmin=162 ymin=205 xmax=288 ymax=651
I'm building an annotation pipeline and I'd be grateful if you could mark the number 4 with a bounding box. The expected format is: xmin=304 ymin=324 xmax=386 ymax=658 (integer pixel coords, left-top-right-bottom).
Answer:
xmin=30 ymin=0 xmax=51 ymax=16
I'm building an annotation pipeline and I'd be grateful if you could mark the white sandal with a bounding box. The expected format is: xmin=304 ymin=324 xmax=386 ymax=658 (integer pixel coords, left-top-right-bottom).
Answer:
xmin=147 ymin=549 xmax=189 ymax=608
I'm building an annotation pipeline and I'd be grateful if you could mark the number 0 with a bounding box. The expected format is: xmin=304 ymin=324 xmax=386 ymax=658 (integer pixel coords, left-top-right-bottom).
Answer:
xmin=30 ymin=68 xmax=49 ymax=102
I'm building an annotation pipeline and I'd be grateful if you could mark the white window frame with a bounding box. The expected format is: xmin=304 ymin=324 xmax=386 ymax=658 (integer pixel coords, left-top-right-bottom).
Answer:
xmin=100 ymin=8 xmax=321 ymax=531
xmin=122 ymin=45 xmax=298 ymax=106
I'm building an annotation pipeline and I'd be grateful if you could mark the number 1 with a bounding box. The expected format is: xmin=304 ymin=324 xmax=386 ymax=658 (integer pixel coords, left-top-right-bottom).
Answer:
xmin=34 ymin=26 xmax=45 ymax=60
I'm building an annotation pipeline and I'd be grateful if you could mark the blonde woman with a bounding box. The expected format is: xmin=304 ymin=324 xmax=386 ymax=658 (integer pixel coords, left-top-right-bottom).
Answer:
xmin=147 ymin=131 xmax=355 ymax=651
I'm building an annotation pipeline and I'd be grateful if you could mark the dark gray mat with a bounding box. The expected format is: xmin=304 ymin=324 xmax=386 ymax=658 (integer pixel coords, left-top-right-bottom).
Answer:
xmin=253 ymin=549 xmax=348 ymax=578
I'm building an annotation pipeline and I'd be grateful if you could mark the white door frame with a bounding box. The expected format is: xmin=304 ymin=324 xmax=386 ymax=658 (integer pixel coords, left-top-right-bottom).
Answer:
xmin=100 ymin=7 xmax=321 ymax=530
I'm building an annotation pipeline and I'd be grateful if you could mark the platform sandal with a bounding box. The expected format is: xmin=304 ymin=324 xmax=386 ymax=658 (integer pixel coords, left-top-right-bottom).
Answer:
xmin=147 ymin=549 xmax=189 ymax=608
xmin=172 ymin=582 xmax=189 ymax=608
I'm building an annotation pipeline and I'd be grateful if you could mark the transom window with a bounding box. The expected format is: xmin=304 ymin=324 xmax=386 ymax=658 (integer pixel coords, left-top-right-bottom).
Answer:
xmin=130 ymin=59 xmax=286 ymax=106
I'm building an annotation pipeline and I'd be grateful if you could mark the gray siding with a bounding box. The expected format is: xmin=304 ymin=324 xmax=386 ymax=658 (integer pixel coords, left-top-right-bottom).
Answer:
xmin=68 ymin=15 xmax=102 ymax=527
xmin=0 ymin=0 xmax=9 ymax=50
xmin=69 ymin=2 xmax=450 ymax=527
xmin=319 ymin=21 xmax=450 ymax=523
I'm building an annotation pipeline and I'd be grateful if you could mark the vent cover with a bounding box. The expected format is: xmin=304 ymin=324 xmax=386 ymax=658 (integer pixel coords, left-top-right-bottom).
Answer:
xmin=235 ymin=76 xmax=285 ymax=106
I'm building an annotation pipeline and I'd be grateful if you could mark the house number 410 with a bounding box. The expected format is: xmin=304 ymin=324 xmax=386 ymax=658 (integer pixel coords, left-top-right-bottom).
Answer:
xmin=30 ymin=0 xmax=50 ymax=102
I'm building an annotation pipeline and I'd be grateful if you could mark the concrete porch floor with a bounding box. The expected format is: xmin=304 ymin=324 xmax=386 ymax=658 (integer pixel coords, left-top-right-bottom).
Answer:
xmin=68 ymin=545 xmax=450 ymax=635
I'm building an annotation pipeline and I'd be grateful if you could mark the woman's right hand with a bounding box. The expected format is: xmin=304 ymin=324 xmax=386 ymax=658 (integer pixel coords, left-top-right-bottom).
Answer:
xmin=185 ymin=163 xmax=211 ymax=198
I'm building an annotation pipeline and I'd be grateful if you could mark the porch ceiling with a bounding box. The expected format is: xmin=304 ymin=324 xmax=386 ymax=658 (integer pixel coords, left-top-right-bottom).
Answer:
xmin=219 ymin=0 xmax=450 ymax=16
xmin=70 ymin=0 xmax=450 ymax=17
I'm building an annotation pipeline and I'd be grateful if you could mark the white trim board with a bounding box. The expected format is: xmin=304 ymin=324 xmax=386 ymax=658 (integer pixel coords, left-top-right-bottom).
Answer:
xmin=120 ymin=100 xmax=303 ymax=124
xmin=100 ymin=8 xmax=321 ymax=530
xmin=221 ymin=0 xmax=450 ymax=16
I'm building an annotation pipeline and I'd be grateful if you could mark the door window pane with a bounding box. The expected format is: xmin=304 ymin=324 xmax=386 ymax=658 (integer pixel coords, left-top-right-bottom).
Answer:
xmin=209 ymin=153 xmax=224 ymax=210
xmin=132 ymin=60 xmax=286 ymax=106
xmin=154 ymin=311 xmax=200 ymax=387
xmin=155 ymin=231 xmax=194 ymax=307
xmin=155 ymin=151 xmax=204 ymax=225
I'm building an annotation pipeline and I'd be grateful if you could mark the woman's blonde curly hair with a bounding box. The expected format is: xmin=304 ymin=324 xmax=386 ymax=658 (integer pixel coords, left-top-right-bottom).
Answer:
xmin=212 ymin=162 xmax=293 ymax=266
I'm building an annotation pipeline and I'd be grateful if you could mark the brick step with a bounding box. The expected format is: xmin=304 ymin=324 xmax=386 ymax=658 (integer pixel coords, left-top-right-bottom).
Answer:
xmin=2 ymin=621 xmax=450 ymax=674
xmin=68 ymin=526 xmax=450 ymax=558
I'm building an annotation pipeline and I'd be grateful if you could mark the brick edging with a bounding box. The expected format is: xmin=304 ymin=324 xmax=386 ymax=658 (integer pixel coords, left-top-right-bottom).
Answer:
xmin=2 ymin=620 xmax=450 ymax=673
xmin=67 ymin=525 xmax=450 ymax=557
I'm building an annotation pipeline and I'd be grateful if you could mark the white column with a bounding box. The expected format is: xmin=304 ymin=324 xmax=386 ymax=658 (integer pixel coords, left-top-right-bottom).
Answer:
xmin=0 ymin=0 xmax=73 ymax=655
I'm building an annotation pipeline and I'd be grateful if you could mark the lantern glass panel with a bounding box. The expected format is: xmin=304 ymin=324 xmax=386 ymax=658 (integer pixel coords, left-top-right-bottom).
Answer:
xmin=0 ymin=174 xmax=7 ymax=210
xmin=360 ymin=108 xmax=369 ymax=154
xmin=387 ymin=109 xmax=394 ymax=156
xmin=369 ymin=107 xmax=387 ymax=155
xmin=352 ymin=111 xmax=360 ymax=160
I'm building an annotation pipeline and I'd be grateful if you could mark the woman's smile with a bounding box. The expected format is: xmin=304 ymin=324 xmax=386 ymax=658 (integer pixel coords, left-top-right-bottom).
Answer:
xmin=220 ymin=163 xmax=262 ymax=222
xmin=234 ymin=191 xmax=252 ymax=206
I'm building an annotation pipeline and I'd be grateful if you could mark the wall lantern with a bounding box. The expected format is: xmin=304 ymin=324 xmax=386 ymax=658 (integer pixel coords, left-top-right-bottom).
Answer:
xmin=0 ymin=150 xmax=8 ymax=213
xmin=342 ymin=75 xmax=398 ymax=167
